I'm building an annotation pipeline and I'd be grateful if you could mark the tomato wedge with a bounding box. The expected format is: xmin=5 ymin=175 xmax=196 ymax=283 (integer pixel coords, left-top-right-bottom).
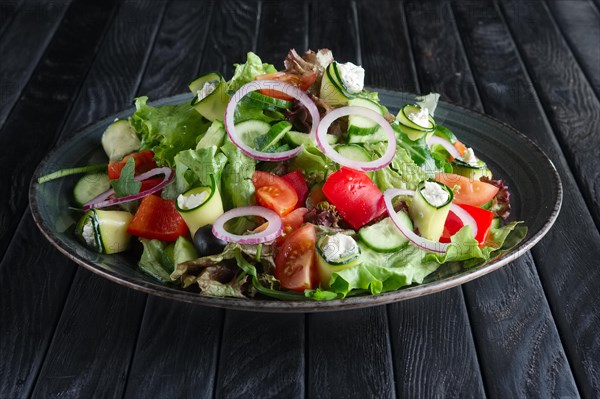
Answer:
xmin=127 ymin=195 xmax=188 ymax=242
xmin=252 ymin=171 xmax=298 ymax=216
xmin=322 ymin=167 xmax=387 ymax=229
xmin=440 ymin=203 xmax=494 ymax=244
xmin=275 ymin=223 xmax=318 ymax=292
xmin=434 ymin=173 xmax=499 ymax=207
xmin=108 ymin=150 xmax=156 ymax=179
xmin=255 ymin=71 xmax=316 ymax=101
xmin=281 ymin=170 xmax=309 ymax=205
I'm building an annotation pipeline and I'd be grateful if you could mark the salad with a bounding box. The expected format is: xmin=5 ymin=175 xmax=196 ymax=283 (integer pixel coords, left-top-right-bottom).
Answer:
xmin=38 ymin=49 xmax=526 ymax=301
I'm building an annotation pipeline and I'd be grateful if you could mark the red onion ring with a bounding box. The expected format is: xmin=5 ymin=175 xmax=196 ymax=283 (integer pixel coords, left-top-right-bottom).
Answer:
xmin=427 ymin=135 xmax=461 ymax=159
xmin=383 ymin=188 xmax=478 ymax=253
xmin=212 ymin=206 xmax=283 ymax=244
xmin=316 ymin=106 xmax=396 ymax=171
xmin=224 ymin=80 xmax=320 ymax=161
xmin=82 ymin=167 xmax=173 ymax=210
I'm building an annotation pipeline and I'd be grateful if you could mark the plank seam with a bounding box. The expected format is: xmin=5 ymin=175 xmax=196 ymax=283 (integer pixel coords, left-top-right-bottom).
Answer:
xmin=400 ymin=0 xmax=420 ymax=92
xmin=252 ymin=0 xmax=263 ymax=53
xmin=384 ymin=305 xmax=398 ymax=398
xmin=0 ymin=0 xmax=73 ymax=133
xmin=304 ymin=313 xmax=309 ymax=399
xmin=211 ymin=310 xmax=227 ymax=399
xmin=493 ymin=0 xmax=588 ymax=393
xmin=190 ymin=1 xmax=217 ymax=76
xmin=540 ymin=0 xmax=600 ymax=102
xmin=351 ymin=1 xmax=362 ymax=65
xmin=495 ymin=0 xmax=600 ymax=235
xmin=119 ymin=295 xmax=150 ymax=399
xmin=0 ymin=0 xmax=25 ymax=41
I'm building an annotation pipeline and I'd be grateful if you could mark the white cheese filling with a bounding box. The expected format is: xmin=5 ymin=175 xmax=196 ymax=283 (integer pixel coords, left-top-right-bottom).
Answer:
xmin=407 ymin=107 xmax=430 ymax=128
xmin=320 ymin=233 xmax=358 ymax=262
xmin=460 ymin=147 xmax=479 ymax=166
xmin=337 ymin=62 xmax=365 ymax=94
xmin=177 ymin=191 xmax=208 ymax=210
xmin=196 ymin=80 xmax=218 ymax=102
xmin=316 ymin=49 xmax=334 ymax=69
xmin=421 ymin=181 xmax=450 ymax=207
xmin=82 ymin=221 xmax=96 ymax=247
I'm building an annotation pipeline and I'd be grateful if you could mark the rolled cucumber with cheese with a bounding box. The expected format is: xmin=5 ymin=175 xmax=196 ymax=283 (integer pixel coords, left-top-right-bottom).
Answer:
xmin=451 ymin=147 xmax=492 ymax=180
xmin=408 ymin=180 xmax=453 ymax=241
xmin=316 ymin=233 xmax=361 ymax=288
xmin=176 ymin=175 xmax=224 ymax=236
xmin=189 ymin=72 xmax=229 ymax=121
xmin=75 ymin=209 xmax=133 ymax=254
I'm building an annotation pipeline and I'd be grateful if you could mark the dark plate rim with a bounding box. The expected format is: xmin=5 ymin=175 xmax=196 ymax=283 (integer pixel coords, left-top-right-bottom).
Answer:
xmin=29 ymin=89 xmax=563 ymax=313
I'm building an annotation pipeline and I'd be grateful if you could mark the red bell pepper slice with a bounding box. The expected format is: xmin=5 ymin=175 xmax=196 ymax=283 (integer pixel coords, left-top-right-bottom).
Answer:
xmin=281 ymin=170 xmax=309 ymax=206
xmin=322 ymin=167 xmax=387 ymax=230
xmin=108 ymin=150 xmax=156 ymax=180
xmin=127 ymin=195 xmax=188 ymax=242
xmin=440 ymin=203 xmax=494 ymax=245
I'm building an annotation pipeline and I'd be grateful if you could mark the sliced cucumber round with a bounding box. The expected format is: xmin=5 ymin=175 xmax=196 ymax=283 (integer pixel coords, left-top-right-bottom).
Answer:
xmin=335 ymin=144 xmax=371 ymax=162
xmin=359 ymin=211 xmax=413 ymax=252
xmin=101 ymin=119 xmax=141 ymax=162
xmin=285 ymin=130 xmax=338 ymax=147
xmin=242 ymin=91 xmax=293 ymax=110
xmin=73 ymin=173 xmax=110 ymax=206
xmin=234 ymin=120 xmax=271 ymax=147
xmin=254 ymin=121 xmax=292 ymax=151
xmin=347 ymin=97 xmax=383 ymax=137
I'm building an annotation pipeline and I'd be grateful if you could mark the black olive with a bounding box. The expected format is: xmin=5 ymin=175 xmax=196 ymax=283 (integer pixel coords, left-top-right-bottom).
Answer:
xmin=194 ymin=224 xmax=227 ymax=257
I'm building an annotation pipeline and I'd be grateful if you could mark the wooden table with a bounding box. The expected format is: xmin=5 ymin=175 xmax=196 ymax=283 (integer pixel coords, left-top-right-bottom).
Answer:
xmin=1 ymin=0 xmax=599 ymax=397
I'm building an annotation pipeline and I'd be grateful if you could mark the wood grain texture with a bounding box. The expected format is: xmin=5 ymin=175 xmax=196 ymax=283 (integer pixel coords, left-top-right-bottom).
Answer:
xmin=0 ymin=0 xmax=71 ymax=128
xmin=545 ymin=0 xmax=600 ymax=97
xmin=407 ymin=1 xmax=578 ymax=397
xmin=308 ymin=308 xmax=396 ymax=399
xmin=213 ymin=2 xmax=306 ymax=397
xmin=123 ymin=299 xmax=224 ymax=399
xmin=28 ymin=0 xmax=170 ymax=396
xmin=309 ymin=0 xmax=359 ymax=63
xmin=358 ymin=1 xmax=486 ymax=396
xmin=388 ymin=291 xmax=485 ymax=398
xmin=0 ymin=214 xmax=77 ymax=398
xmin=138 ymin=0 xmax=216 ymax=98
xmin=258 ymin=0 xmax=308 ymax=66
xmin=0 ymin=0 xmax=23 ymax=39
xmin=197 ymin=0 xmax=262 ymax=78
xmin=30 ymin=272 xmax=147 ymax=398
xmin=215 ymin=311 xmax=305 ymax=399
xmin=454 ymin=0 xmax=600 ymax=396
xmin=0 ymin=0 xmax=119 ymax=262
xmin=499 ymin=0 xmax=600 ymax=231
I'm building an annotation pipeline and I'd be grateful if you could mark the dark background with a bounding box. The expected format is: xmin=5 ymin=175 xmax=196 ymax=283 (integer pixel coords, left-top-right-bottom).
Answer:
xmin=1 ymin=0 xmax=599 ymax=397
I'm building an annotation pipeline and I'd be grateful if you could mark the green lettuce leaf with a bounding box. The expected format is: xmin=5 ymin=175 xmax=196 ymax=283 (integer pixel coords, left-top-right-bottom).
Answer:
xmin=131 ymin=96 xmax=210 ymax=167
xmin=220 ymin=139 xmax=256 ymax=211
xmin=138 ymin=239 xmax=174 ymax=283
xmin=364 ymin=143 xmax=428 ymax=192
xmin=173 ymin=146 xmax=227 ymax=194
xmin=288 ymin=146 xmax=337 ymax=185
xmin=227 ymin=52 xmax=277 ymax=93
xmin=233 ymin=101 xmax=285 ymax=124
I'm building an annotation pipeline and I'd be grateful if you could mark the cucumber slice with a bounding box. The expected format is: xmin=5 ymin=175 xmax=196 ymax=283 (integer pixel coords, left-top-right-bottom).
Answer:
xmin=242 ymin=91 xmax=293 ymax=110
xmin=395 ymin=122 xmax=429 ymax=141
xmin=75 ymin=209 xmax=133 ymax=254
xmin=196 ymin=120 xmax=226 ymax=149
xmin=320 ymin=62 xmax=353 ymax=106
xmin=359 ymin=211 xmax=412 ymax=252
xmin=285 ymin=130 xmax=338 ymax=147
xmin=348 ymin=127 xmax=388 ymax=144
xmin=189 ymin=72 xmax=229 ymax=121
xmin=347 ymin=97 xmax=383 ymax=136
xmin=397 ymin=104 xmax=435 ymax=132
xmin=234 ymin=120 xmax=271 ymax=147
xmin=73 ymin=173 xmax=110 ymax=206
xmin=335 ymin=144 xmax=371 ymax=162
xmin=451 ymin=159 xmax=492 ymax=180
xmin=315 ymin=234 xmax=361 ymax=288
xmin=408 ymin=180 xmax=453 ymax=241
xmin=255 ymin=121 xmax=292 ymax=151
xmin=176 ymin=175 xmax=224 ymax=236
xmin=101 ymin=119 xmax=141 ymax=162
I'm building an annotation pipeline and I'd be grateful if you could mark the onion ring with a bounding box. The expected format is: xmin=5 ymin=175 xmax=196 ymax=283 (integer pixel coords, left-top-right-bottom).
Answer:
xmin=427 ymin=135 xmax=461 ymax=159
xmin=212 ymin=206 xmax=283 ymax=244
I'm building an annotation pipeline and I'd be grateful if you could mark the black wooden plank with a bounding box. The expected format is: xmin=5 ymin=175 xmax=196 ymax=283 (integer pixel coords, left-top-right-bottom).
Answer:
xmin=213 ymin=2 xmax=306 ymax=397
xmin=307 ymin=3 xmax=396 ymax=398
xmin=122 ymin=2 xmax=227 ymax=397
xmin=0 ymin=0 xmax=119 ymax=262
xmin=406 ymin=1 xmax=578 ymax=397
xmin=308 ymin=308 xmax=395 ymax=399
xmin=309 ymin=0 xmax=359 ymax=63
xmin=0 ymin=0 xmax=23 ymax=39
xmin=545 ymin=0 xmax=600 ymax=98
xmin=29 ymin=0 xmax=170 ymax=396
xmin=0 ymin=216 xmax=77 ymax=398
xmin=215 ymin=311 xmax=305 ymax=398
xmin=137 ymin=0 xmax=216 ymax=98
xmin=356 ymin=1 xmax=486 ymax=396
xmin=499 ymin=0 xmax=600 ymax=232
xmin=454 ymin=0 xmax=600 ymax=396
xmin=0 ymin=0 xmax=71 ymax=128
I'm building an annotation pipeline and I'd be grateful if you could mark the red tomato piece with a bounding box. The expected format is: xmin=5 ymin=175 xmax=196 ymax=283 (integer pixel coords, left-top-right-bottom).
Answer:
xmin=275 ymin=223 xmax=318 ymax=292
xmin=281 ymin=170 xmax=309 ymax=205
xmin=306 ymin=184 xmax=327 ymax=209
xmin=108 ymin=150 xmax=156 ymax=180
xmin=440 ymin=203 xmax=495 ymax=245
xmin=127 ymin=195 xmax=188 ymax=242
xmin=276 ymin=207 xmax=309 ymax=246
xmin=322 ymin=167 xmax=387 ymax=230
xmin=434 ymin=173 xmax=499 ymax=207
xmin=255 ymin=71 xmax=317 ymax=101
xmin=252 ymin=171 xmax=298 ymax=216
